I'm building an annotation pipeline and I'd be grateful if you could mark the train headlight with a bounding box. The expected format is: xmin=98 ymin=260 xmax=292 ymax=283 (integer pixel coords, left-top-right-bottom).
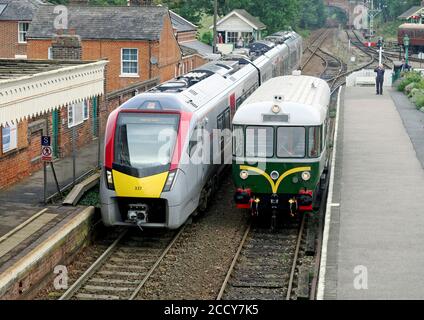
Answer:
xmin=163 ymin=170 xmax=177 ymax=192
xmin=270 ymin=171 xmax=280 ymax=181
xmin=240 ymin=170 xmax=249 ymax=180
xmin=106 ymin=169 xmax=114 ymax=190
xmin=301 ymin=171 xmax=311 ymax=181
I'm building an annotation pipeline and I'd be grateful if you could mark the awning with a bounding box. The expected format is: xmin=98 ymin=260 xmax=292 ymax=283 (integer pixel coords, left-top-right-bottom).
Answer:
xmin=0 ymin=60 xmax=107 ymax=126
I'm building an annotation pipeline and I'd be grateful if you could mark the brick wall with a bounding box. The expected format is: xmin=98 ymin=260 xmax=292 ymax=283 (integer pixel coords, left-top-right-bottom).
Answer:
xmin=0 ymin=21 xmax=27 ymax=58
xmin=0 ymin=97 xmax=100 ymax=190
xmin=177 ymin=31 xmax=198 ymax=43
xmin=27 ymin=14 xmax=181 ymax=92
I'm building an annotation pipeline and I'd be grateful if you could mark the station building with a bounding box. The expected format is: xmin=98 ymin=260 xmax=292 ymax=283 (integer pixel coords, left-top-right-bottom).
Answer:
xmin=212 ymin=9 xmax=266 ymax=46
xmin=0 ymin=56 xmax=107 ymax=189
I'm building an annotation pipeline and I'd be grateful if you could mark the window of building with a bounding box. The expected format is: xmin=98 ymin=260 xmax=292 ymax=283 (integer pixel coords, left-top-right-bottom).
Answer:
xmin=226 ymin=32 xmax=238 ymax=44
xmin=18 ymin=22 xmax=29 ymax=43
xmin=68 ymin=101 xmax=86 ymax=128
xmin=241 ymin=32 xmax=252 ymax=44
xmin=121 ymin=48 xmax=138 ymax=76
xmin=2 ymin=123 xmax=18 ymax=153
xmin=48 ymin=47 xmax=53 ymax=60
xmin=83 ymin=99 xmax=89 ymax=120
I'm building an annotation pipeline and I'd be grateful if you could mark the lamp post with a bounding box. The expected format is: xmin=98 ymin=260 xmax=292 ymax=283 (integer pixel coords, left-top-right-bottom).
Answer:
xmin=212 ymin=0 xmax=218 ymax=53
xmin=404 ymin=34 xmax=410 ymax=66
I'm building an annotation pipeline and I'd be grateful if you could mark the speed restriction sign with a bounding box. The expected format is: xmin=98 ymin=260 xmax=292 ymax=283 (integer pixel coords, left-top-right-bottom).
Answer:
xmin=42 ymin=146 xmax=52 ymax=162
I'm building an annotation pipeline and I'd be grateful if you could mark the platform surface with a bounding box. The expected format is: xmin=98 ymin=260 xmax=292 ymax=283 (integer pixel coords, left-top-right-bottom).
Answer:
xmin=322 ymin=87 xmax=424 ymax=299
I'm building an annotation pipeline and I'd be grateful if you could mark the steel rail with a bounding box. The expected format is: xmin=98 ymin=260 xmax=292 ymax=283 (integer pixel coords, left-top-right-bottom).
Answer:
xmin=129 ymin=224 xmax=187 ymax=300
xmin=285 ymin=214 xmax=306 ymax=300
xmin=216 ymin=224 xmax=251 ymax=301
xmin=59 ymin=229 xmax=128 ymax=300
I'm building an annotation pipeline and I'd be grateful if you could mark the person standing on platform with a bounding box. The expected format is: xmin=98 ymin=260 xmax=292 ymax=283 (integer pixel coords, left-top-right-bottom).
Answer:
xmin=374 ymin=64 xmax=385 ymax=95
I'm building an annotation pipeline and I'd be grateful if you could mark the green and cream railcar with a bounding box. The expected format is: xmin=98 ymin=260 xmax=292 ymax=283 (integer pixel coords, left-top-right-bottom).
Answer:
xmin=232 ymin=75 xmax=331 ymax=219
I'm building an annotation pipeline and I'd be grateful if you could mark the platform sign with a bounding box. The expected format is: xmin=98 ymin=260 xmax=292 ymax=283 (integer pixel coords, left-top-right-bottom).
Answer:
xmin=41 ymin=136 xmax=52 ymax=162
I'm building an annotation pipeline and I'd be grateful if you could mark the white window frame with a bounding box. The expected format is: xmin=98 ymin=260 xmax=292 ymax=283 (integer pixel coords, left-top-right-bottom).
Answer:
xmin=2 ymin=123 xmax=18 ymax=154
xmin=83 ymin=99 xmax=89 ymax=120
xmin=18 ymin=22 xmax=29 ymax=44
xmin=48 ymin=47 xmax=53 ymax=60
xmin=226 ymin=31 xmax=238 ymax=44
xmin=68 ymin=101 xmax=85 ymax=128
xmin=121 ymin=48 xmax=139 ymax=77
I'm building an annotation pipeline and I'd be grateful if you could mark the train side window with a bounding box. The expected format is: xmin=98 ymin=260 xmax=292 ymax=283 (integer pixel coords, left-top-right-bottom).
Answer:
xmin=233 ymin=125 xmax=244 ymax=157
xmin=308 ymin=126 xmax=321 ymax=158
xmin=189 ymin=126 xmax=199 ymax=157
xmin=224 ymin=108 xmax=230 ymax=130
xmin=217 ymin=114 xmax=224 ymax=130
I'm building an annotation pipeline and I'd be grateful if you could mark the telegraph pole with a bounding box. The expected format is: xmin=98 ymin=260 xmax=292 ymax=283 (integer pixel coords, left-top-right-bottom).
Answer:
xmin=212 ymin=0 xmax=218 ymax=53
xmin=367 ymin=0 xmax=382 ymax=38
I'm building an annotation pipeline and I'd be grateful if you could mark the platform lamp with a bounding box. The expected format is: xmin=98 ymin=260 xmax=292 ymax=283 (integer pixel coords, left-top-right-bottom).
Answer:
xmin=404 ymin=34 xmax=410 ymax=66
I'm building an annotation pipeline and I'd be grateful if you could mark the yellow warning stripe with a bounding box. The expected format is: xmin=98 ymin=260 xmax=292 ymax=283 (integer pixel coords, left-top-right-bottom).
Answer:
xmin=240 ymin=165 xmax=311 ymax=194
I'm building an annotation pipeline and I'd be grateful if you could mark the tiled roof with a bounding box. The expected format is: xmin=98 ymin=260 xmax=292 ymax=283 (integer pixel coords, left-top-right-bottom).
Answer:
xmin=398 ymin=6 xmax=422 ymax=19
xmin=170 ymin=10 xmax=197 ymax=33
xmin=0 ymin=0 xmax=43 ymax=21
xmin=28 ymin=5 xmax=169 ymax=40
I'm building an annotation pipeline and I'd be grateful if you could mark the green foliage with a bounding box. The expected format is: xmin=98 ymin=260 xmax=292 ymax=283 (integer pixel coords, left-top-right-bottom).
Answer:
xmin=200 ymin=31 xmax=213 ymax=45
xmin=398 ymin=71 xmax=423 ymax=92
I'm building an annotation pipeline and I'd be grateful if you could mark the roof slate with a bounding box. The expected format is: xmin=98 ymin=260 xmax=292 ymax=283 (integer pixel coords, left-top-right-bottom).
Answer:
xmin=398 ymin=6 xmax=422 ymax=19
xmin=0 ymin=0 xmax=43 ymax=21
xmin=169 ymin=10 xmax=196 ymax=33
xmin=28 ymin=5 xmax=169 ymax=41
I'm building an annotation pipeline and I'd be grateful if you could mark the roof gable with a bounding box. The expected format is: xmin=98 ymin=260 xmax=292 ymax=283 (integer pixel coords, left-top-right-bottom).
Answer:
xmin=398 ymin=6 xmax=423 ymax=19
xmin=28 ymin=5 xmax=169 ymax=41
xmin=215 ymin=9 xmax=266 ymax=30
xmin=169 ymin=10 xmax=197 ymax=32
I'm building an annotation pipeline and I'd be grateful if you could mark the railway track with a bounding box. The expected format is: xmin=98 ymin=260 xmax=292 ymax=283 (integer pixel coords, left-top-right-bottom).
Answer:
xmin=217 ymin=216 xmax=306 ymax=300
xmin=347 ymin=30 xmax=393 ymax=68
xmin=301 ymin=29 xmax=332 ymax=70
xmin=59 ymin=226 xmax=185 ymax=300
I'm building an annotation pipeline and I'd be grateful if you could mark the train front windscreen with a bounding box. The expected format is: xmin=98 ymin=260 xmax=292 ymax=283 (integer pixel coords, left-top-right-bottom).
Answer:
xmin=114 ymin=113 xmax=180 ymax=171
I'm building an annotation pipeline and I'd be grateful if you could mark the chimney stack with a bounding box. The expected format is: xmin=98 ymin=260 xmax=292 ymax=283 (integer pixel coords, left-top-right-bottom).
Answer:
xmin=127 ymin=0 xmax=153 ymax=6
xmin=51 ymin=31 xmax=82 ymax=60
xmin=68 ymin=0 xmax=89 ymax=5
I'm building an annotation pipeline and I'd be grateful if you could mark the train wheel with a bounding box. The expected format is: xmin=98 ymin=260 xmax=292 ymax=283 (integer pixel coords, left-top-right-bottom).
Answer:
xmin=198 ymin=188 xmax=209 ymax=213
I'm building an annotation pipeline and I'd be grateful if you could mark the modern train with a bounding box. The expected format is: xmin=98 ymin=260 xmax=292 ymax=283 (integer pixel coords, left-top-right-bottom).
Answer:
xmin=232 ymin=75 xmax=331 ymax=228
xmin=100 ymin=31 xmax=303 ymax=230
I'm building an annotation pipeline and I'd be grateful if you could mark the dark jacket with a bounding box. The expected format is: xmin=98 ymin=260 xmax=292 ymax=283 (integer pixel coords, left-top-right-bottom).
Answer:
xmin=374 ymin=67 xmax=385 ymax=81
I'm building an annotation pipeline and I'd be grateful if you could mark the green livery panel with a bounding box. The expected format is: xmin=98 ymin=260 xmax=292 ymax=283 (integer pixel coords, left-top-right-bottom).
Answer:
xmin=232 ymin=161 xmax=322 ymax=194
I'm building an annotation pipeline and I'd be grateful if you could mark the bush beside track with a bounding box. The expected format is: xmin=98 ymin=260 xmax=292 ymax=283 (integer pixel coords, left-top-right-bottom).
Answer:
xmin=398 ymin=71 xmax=424 ymax=112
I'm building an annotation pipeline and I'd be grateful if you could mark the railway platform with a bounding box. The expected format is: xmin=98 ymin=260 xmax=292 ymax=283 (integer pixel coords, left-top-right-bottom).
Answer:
xmin=319 ymin=86 xmax=424 ymax=299
xmin=0 ymin=142 xmax=100 ymax=299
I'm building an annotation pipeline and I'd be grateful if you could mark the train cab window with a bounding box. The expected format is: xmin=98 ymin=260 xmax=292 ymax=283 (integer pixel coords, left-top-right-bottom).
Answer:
xmin=233 ymin=125 xmax=244 ymax=157
xmin=308 ymin=126 xmax=322 ymax=158
xmin=115 ymin=113 xmax=179 ymax=168
xmin=246 ymin=126 xmax=274 ymax=158
xmin=276 ymin=127 xmax=305 ymax=158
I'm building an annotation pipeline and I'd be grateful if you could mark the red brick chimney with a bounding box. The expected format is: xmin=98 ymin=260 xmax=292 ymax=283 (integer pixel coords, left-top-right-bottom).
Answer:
xmin=68 ymin=0 xmax=89 ymax=5
xmin=51 ymin=31 xmax=82 ymax=60
xmin=127 ymin=0 xmax=153 ymax=5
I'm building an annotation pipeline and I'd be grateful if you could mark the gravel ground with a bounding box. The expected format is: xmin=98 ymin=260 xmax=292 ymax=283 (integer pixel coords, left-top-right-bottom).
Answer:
xmin=137 ymin=173 xmax=248 ymax=300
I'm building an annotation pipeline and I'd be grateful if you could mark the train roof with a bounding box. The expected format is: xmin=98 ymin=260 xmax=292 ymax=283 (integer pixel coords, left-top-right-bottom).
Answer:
xmin=399 ymin=23 xmax=424 ymax=29
xmin=233 ymin=75 xmax=330 ymax=126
